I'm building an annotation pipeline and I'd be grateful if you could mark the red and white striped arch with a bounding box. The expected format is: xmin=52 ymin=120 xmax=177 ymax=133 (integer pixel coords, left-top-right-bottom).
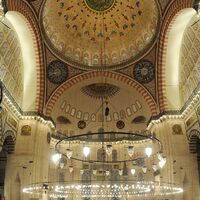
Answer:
xmin=6 ymin=0 xmax=45 ymax=112
xmin=157 ymin=0 xmax=194 ymax=112
xmin=188 ymin=129 xmax=200 ymax=154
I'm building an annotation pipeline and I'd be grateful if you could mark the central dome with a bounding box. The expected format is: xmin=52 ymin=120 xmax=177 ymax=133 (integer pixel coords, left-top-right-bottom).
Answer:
xmin=41 ymin=0 xmax=160 ymax=70
xmin=84 ymin=0 xmax=115 ymax=12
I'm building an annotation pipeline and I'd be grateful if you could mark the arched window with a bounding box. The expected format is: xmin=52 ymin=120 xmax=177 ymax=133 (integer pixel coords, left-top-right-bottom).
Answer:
xmin=112 ymin=149 xmax=117 ymax=162
xmin=97 ymin=148 xmax=106 ymax=161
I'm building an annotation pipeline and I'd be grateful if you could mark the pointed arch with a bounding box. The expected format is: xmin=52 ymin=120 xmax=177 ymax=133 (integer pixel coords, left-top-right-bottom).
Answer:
xmin=157 ymin=0 xmax=194 ymax=112
xmin=5 ymin=0 xmax=45 ymax=112
xmin=0 ymin=130 xmax=16 ymax=154
xmin=45 ymin=71 xmax=158 ymax=117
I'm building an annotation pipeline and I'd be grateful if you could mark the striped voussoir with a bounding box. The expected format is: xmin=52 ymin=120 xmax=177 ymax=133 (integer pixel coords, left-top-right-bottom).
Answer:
xmin=6 ymin=0 xmax=45 ymax=113
xmin=157 ymin=0 xmax=194 ymax=113
xmin=46 ymin=71 xmax=158 ymax=117
xmin=188 ymin=129 xmax=200 ymax=154
xmin=0 ymin=130 xmax=16 ymax=154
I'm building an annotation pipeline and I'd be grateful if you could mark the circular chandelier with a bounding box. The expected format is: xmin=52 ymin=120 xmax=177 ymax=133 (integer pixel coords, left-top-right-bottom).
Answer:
xmin=23 ymin=96 xmax=184 ymax=199
xmin=23 ymin=181 xmax=183 ymax=199
xmin=52 ymin=131 xmax=167 ymax=174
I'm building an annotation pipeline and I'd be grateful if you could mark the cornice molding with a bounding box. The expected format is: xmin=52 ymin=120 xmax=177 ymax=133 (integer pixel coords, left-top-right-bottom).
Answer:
xmin=148 ymin=83 xmax=200 ymax=128
xmin=1 ymin=83 xmax=55 ymax=129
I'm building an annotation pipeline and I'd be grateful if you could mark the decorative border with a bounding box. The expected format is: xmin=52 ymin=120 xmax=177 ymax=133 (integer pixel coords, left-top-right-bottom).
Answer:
xmin=148 ymin=81 xmax=200 ymax=124
xmin=185 ymin=112 xmax=198 ymax=130
xmin=157 ymin=0 xmax=193 ymax=112
xmin=2 ymin=82 xmax=55 ymax=127
xmin=147 ymin=84 xmax=200 ymax=133
xmin=6 ymin=0 xmax=45 ymax=112
xmin=46 ymin=71 xmax=158 ymax=116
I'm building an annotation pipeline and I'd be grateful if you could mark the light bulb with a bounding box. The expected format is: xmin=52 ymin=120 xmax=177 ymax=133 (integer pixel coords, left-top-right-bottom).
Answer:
xmin=66 ymin=149 xmax=73 ymax=159
xmin=145 ymin=147 xmax=152 ymax=157
xmin=52 ymin=153 xmax=61 ymax=164
xmin=152 ymin=164 xmax=157 ymax=171
xmin=119 ymin=169 xmax=123 ymax=176
xmin=69 ymin=166 xmax=74 ymax=173
xmin=83 ymin=146 xmax=90 ymax=157
xmin=142 ymin=166 xmax=147 ymax=174
xmin=93 ymin=169 xmax=97 ymax=175
xmin=106 ymin=145 xmax=112 ymax=156
xmin=159 ymin=157 xmax=166 ymax=169
xmin=157 ymin=152 xmax=163 ymax=160
xmin=80 ymin=169 xmax=84 ymax=175
xmin=131 ymin=169 xmax=136 ymax=175
xmin=106 ymin=170 xmax=110 ymax=176
xmin=128 ymin=146 xmax=134 ymax=157
xmin=59 ymin=162 xmax=65 ymax=169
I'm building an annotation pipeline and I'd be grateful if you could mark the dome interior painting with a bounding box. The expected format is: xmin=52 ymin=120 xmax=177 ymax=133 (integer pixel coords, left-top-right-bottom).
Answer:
xmin=41 ymin=0 xmax=160 ymax=69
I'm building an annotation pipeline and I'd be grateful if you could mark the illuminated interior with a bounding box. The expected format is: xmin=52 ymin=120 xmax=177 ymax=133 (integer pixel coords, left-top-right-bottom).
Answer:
xmin=0 ymin=0 xmax=200 ymax=200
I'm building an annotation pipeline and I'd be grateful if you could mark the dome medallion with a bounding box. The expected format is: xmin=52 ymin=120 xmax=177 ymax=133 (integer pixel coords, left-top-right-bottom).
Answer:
xmin=84 ymin=0 xmax=116 ymax=12
xmin=41 ymin=0 xmax=161 ymax=70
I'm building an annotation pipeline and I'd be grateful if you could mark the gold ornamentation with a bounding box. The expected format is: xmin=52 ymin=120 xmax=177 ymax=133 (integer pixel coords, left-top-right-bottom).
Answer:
xmin=21 ymin=125 xmax=31 ymax=136
xmin=84 ymin=0 xmax=115 ymax=12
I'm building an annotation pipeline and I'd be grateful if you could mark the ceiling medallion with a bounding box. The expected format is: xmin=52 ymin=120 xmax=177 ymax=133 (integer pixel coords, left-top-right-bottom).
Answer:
xmin=133 ymin=60 xmax=155 ymax=84
xmin=83 ymin=0 xmax=116 ymax=13
xmin=78 ymin=120 xmax=86 ymax=129
xmin=116 ymin=120 xmax=125 ymax=129
xmin=47 ymin=60 xmax=68 ymax=84
xmin=81 ymin=83 xmax=120 ymax=99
